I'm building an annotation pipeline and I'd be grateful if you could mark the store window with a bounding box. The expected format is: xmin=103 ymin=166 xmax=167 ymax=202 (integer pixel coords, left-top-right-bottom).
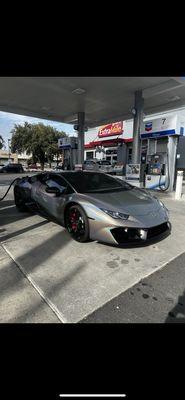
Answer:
xmin=86 ymin=151 xmax=94 ymax=160
xmin=106 ymin=149 xmax=117 ymax=155
xmin=105 ymin=148 xmax=117 ymax=163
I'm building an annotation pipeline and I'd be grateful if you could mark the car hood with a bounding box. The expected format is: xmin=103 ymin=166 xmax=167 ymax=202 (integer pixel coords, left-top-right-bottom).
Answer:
xmin=81 ymin=188 xmax=161 ymax=216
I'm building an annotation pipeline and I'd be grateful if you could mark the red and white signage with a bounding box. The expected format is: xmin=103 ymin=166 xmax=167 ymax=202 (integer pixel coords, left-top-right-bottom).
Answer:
xmin=98 ymin=121 xmax=123 ymax=138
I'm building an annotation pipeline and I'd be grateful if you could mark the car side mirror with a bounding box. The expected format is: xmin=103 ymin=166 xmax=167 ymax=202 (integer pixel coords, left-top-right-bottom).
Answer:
xmin=45 ymin=186 xmax=61 ymax=196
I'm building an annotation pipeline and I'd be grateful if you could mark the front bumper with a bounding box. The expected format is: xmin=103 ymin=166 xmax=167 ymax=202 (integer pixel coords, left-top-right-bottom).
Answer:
xmin=110 ymin=221 xmax=171 ymax=245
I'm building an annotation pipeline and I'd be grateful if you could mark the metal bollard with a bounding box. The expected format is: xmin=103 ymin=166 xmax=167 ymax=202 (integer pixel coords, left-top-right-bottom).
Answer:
xmin=175 ymin=170 xmax=183 ymax=200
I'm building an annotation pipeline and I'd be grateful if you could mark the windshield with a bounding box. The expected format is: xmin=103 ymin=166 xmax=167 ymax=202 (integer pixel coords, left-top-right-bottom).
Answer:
xmin=84 ymin=160 xmax=96 ymax=164
xmin=98 ymin=161 xmax=111 ymax=165
xmin=62 ymin=172 xmax=133 ymax=193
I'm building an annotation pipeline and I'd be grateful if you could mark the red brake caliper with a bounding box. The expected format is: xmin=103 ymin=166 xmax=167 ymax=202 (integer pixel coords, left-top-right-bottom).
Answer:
xmin=70 ymin=210 xmax=78 ymax=232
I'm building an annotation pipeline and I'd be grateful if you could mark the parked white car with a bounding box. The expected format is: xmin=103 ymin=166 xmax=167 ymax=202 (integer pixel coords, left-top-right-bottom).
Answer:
xmin=83 ymin=159 xmax=115 ymax=174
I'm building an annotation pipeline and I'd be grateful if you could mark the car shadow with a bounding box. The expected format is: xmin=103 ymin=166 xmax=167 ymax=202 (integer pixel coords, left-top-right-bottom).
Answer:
xmin=165 ymin=289 xmax=185 ymax=323
xmin=7 ymin=259 xmax=88 ymax=323
xmin=0 ymin=220 xmax=50 ymax=242
xmin=0 ymin=225 xmax=89 ymax=323
xmin=0 ymin=228 xmax=72 ymax=302
xmin=0 ymin=199 xmax=15 ymax=209
xmin=0 ymin=203 xmax=36 ymax=227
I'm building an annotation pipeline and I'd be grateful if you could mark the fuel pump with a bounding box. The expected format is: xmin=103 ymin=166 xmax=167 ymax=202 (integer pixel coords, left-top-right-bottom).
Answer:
xmin=58 ymin=136 xmax=78 ymax=170
xmin=145 ymin=152 xmax=170 ymax=191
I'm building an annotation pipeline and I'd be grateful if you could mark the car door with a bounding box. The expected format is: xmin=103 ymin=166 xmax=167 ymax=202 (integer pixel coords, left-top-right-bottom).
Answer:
xmin=7 ymin=165 xmax=12 ymax=172
xmin=34 ymin=173 xmax=72 ymax=222
xmin=9 ymin=165 xmax=16 ymax=173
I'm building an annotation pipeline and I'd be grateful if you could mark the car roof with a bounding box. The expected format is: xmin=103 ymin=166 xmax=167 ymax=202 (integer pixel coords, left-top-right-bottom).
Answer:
xmin=51 ymin=170 xmax=105 ymax=176
xmin=84 ymin=159 xmax=97 ymax=162
xmin=34 ymin=170 xmax=106 ymax=179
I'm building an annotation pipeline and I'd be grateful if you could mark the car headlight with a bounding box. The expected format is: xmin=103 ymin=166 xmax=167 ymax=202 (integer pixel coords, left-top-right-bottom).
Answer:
xmin=100 ymin=208 xmax=129 ymax=220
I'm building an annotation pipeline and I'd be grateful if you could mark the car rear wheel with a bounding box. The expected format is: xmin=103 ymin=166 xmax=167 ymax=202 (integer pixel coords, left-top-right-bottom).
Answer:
xmin=14 ymin=188 xmax=28 ymax=212
xmin=65 ymin=205 xmax=89 ymax=242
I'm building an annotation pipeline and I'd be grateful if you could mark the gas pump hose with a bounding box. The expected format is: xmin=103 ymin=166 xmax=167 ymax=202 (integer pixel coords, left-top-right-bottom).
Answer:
xmin=159 ymin=151 xmax=170 ymax=192
xmin=0 ymin=178 xmax=21 ymax=201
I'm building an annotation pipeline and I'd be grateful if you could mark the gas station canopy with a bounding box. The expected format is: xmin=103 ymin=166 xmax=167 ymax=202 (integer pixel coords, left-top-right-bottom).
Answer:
xmin=0 ymin=77 xmax=185 ymax=127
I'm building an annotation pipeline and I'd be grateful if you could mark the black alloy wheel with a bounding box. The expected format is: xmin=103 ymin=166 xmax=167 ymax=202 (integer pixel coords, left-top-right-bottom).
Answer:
xmin=66 ymin=205 xmax=89 ymax=242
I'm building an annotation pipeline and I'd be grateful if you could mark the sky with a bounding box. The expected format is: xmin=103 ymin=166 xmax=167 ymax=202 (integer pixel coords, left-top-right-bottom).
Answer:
xmin=0 ymin=111 xmax=76 ymax=150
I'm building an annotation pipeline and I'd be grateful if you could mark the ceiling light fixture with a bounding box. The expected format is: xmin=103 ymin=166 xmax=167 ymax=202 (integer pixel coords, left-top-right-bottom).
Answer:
xmin=166 ymin=95 xmax=181 ymax=102
xmin=41 ymin=106 xmax=51 ymax=111
xmin=72 ymin=88 xmax=86 ymax=95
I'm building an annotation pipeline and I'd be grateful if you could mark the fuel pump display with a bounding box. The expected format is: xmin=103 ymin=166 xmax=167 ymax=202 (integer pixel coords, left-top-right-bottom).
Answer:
xmin=147 ymin=154 xmax=165 ymax=175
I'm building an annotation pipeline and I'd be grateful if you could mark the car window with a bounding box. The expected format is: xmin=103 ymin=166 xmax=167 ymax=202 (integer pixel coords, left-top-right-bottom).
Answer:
xmin=86 ymin=160 xmax=94 ymax=164
xmin=63 ymin=172 xmax=132 ymax=193
xmin=45 ymin=178 xmax=64 ymax=191
xmin=102 ymin=161 xmax=111 ymax=165
xmin=37 ymin=173 xmax=50 ymax=183
xmin=8 ymin=165 xmax=19 ymax=169
xmin=46 ymin=174 xmax=74 ymax=194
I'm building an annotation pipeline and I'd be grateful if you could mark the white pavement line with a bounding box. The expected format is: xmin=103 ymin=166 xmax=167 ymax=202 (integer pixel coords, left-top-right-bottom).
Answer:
xmin=1 ymin=244 xmax=67 ymax=324
xmin=79 ymin=248 xmax=185 ymax=322
xmin=0 ymin=205 xmax=15 ymax=211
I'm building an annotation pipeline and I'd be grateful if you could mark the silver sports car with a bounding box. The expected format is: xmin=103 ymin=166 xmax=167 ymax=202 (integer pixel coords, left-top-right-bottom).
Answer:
xmin=14 ymin=171 xmax=171 ymax=245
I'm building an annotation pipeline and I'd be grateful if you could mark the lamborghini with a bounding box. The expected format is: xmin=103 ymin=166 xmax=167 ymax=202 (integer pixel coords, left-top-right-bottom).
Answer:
xmin=14 ymin=171 xmax=171 ymax=245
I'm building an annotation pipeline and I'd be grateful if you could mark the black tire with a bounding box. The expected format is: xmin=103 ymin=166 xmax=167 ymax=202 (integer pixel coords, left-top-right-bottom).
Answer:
xmin=65 ymin=204 xmax=89 ymax=242
xmin=14 ymin=188 xmax=28 ymax=212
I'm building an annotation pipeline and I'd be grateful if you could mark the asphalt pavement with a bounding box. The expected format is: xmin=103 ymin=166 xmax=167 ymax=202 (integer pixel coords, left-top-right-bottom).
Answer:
xmin=81 ymin=251 xmax=185 ymax=323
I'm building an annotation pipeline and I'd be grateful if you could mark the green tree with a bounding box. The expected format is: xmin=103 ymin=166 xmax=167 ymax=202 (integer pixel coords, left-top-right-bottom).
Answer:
xmin=11 ymin=122 xmax=67 ymax=169
xmin=0 ymin=135 xmax=5 ymax=150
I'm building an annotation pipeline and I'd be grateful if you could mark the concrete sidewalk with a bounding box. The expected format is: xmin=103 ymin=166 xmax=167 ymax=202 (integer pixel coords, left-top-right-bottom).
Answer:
xmin=0 ymin=245 xmax=60 ymax=323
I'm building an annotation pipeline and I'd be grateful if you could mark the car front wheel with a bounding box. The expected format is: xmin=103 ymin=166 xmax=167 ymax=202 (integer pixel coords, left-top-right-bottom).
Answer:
xmin=65 ymin=205 xmax=89 ymax=242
